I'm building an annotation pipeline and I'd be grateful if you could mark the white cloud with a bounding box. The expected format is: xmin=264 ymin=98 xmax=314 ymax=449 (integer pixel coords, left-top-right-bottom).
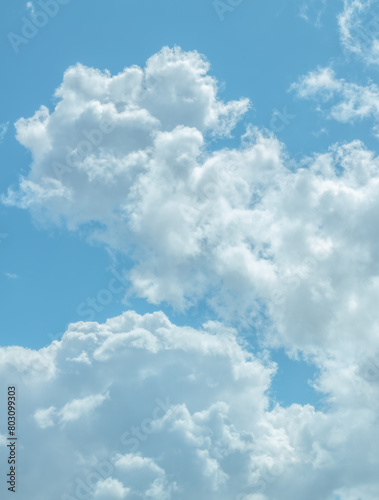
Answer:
xmin=338 ymin=0 xmax=379 ymax=64
xmin=115 ymin=454 xmax=165 ymax=475
xmin=68 ymin=351 xmax=92 ymax=364
xmin=0 ymin=311 xmax=274 ymax=499
xmin=4 ymin=48 xmax=379 ymax=362
xmin=93 ymin=478 xmax=130 ymax=499
xmin=291 ymin=66 xmax=379 ymax=134
xmin=290 ymin=67 xmax=342 ymax=100
xmin=4 ymin=47 xmax=379 ymax=497
xmin=34 ymin=406 xmax=57 ymax=429
xmin=0 ymin=310 xmax=378 ymax=499
xmin=58 ymin=391 xmax=110 ymax=425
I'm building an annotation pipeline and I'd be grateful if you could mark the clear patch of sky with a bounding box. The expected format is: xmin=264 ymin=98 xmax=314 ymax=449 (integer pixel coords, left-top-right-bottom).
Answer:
xmin=269 ymin=348 xmax=325 ymax=410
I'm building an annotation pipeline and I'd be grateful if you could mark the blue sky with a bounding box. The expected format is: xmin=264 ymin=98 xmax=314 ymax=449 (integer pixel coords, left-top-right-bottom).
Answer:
xmin=1 ymin=1 xmax=379 ymax=498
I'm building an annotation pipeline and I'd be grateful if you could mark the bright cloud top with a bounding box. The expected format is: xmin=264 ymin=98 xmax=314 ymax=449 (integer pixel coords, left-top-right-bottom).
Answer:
xmin=1 ymin=310 xmax=379 ymax=500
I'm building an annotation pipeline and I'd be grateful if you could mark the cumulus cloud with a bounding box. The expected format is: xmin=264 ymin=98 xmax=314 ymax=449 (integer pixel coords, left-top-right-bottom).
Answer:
xmin=1 ymin=310 xmax=379 ymax=500
xmin=3 ymin=46 xmax=379 ymax=499
xmin=4 ymin=47 xmax=379 ymax=364
xmin=0 ymin=311 xmax=274 ymax=499
xmin=92 ymin=478 xmax=130 ymax=499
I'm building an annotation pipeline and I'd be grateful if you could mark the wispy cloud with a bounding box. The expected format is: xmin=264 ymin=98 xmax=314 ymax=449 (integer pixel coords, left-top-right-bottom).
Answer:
xmin=0 ymin=122 xmax=9 ymax=143
xmin=4 ymin=272 xmax=19 ymax=280
xmin=299 ymin=0 xmax=328 ymax=27
xmin=291 ymin=66 xmax=379 ymax=136
xmin=338 ymin=0 xmax=379 ymax=64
